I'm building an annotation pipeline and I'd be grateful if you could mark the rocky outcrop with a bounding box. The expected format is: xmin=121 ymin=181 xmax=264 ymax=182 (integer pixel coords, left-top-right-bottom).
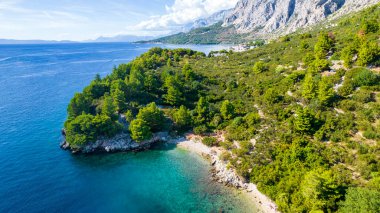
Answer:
xmin=60 ymin=132 xmax=169 ymax=154
xmin=183 ymin=9 xmax=233 ymax=32
xmin=223 ymin=0 xmax=380 ymax=36
xmin=210 ymin=154 xmax=248 ymax=188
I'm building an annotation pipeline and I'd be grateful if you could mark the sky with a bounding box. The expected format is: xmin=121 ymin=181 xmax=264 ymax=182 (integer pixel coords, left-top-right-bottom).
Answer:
xmin=0 ymin=0 xmax=238 ymax=41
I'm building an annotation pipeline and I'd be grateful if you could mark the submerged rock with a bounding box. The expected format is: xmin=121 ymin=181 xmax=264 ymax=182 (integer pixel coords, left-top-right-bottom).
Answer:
xmin=60 ymin=131 xmax=169 ymax=154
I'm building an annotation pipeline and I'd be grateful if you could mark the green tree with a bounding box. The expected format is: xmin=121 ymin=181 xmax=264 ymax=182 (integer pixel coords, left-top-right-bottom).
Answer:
xmin=83 ymin=79 xmax=107 ymax=99
xmin=102 ymin=95 xmax=116 ymax=120
xmin=182 ymin=63 xmax=195 ymax=81
xmin=167 ymin=58 xmax=173 ymax=67
xmin=357 ymin=41 xmax=379 ymax=66
xmin=129 ymin=65 xmax=145 ymax=89
xmin=314 ymin=32 xmax=334 ymax=59
xmin=194 ymin=97 xmax=209 ymax=124
xmin=341 ymin=45 xmax=357 ymax=68
xmin=65 ymin=113 xmax=96 ymax=147
xmin=112 ymin=89 xmax=126 ymax=113
xmin=220 ymin=100 xmax=235 ymax=120
xmin=165 ymin=85 xmax=183 ymax=106
xmin=301 ymin=169 xmax=342 ymax=212
xmin=136 ymin=102 xmax=165 ymax=132
xmin=302 ymin=73 xmax=317 ymax=100
xmin=163 ymin=76 xmax=183 ymax=106
xmin=340 ymin=187 xmax=380 ymax=213
xmin=67 ymin=93 xmax=92 ymax=119
xmin=129 ymin=119 xmax=152 ymax=142
xmin=144 ymin=72 xmax=159 ymax=93
xmin=318 ymin=78 xmax=335 ymax=106
xmin=173 ymin=105 xmax=192 ymax=129
xmin=294 ymin=107 xmax=316 ymax=133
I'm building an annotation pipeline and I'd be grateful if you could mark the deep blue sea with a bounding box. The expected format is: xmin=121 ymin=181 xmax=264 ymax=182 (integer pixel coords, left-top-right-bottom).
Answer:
xmin=0 ymin=43 xmax=258 ymax=213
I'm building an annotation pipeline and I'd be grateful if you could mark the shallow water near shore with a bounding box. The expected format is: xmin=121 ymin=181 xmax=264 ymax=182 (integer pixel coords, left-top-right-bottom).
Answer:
xmin=0 ymin=42 xmax=258 ymax=212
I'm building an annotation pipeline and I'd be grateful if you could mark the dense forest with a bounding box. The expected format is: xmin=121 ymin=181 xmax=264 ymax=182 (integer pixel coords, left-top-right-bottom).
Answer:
xmin=64 ymin=4 xmax=380 ymax=213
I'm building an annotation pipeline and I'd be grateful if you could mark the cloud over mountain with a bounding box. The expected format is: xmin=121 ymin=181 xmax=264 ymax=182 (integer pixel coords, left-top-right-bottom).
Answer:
xmin=137 ymin=0 xmax=238 ymax=32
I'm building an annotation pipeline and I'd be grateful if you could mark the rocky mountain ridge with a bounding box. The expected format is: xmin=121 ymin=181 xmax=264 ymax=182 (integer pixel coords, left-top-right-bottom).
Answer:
xmin=223 ymin=0 xmax=380 ymax=36
xmin=183 ymin=9 xmax=233 ymax=32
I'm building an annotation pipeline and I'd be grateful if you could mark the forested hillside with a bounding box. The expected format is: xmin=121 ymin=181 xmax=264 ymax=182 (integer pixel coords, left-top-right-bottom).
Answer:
xmin=149 ymin=23 xmax=247 ymax=44
xmin=64 ymin=4 xmax=380 ymax=213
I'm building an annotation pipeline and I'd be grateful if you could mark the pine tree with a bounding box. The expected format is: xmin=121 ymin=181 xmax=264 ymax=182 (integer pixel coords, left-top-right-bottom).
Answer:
xmin=102 ymin=95 xmax=116 ymax=120
xmin=318 ymin=78 xmax=335 ymax=106
xmin=357 ymin=41 xmax=379 ymax=66
xmin=67 ymin=93 xmax=91 ymax=119
xmin=112 ymin=89 xmax=126 ymax=113
xmin=163 ymin=76 xmax=182 ymax=106
xmin=129 ymin=119 xmax=152 ymax=142
xmin=302 ymin=73 xmax=317 ymax=100
xmin=314 ymin=32 xmax=334 ymax=59
xmin=136 ymin=102 xmax=165 ymax=132
xmin=195 ymin=97 xmax=209 ymax=124
xmin=174 ymin=105 xmax=192 ymax=129
xmin=294 ymin=107 xmax=315 ymax=133
xmin=220 ymin=100 xmax=235 ymax=120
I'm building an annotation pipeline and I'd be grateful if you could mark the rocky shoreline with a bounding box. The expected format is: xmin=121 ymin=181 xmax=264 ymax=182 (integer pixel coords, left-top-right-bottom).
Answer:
xmin=175 ymin=135 xmax=279 ymax=213
xmin=60 ymin=131 xmax=169 ymax=154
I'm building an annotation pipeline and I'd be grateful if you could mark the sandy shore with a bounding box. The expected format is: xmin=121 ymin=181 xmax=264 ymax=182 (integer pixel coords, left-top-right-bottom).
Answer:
xmin=172 ymin=134 xmax=279 ymax=213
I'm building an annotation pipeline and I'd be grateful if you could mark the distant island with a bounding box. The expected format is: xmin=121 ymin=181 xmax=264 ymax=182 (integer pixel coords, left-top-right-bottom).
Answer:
xmin=62 ymin=4 xmax=380 ymax=213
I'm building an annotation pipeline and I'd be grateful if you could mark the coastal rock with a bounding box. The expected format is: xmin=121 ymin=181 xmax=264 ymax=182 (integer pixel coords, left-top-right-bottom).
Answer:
xmin=61 ymin=131 xmax=169 ymax=154
xmin=223 ymin=0 xmax=380 ymax=36
xmin=210 ymin=155 xmax=247 ymax=189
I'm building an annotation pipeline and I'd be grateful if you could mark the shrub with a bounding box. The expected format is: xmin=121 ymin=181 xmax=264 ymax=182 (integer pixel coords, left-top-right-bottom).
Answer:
xmin=352 ymin=90 xmax=374 ymax=103
xmin=193 ymin=125 xmax=208 ymax=135
xmin=253 ymin=61 xmax=268 ymax=74
xmin=202 ymin=137 xmax=218 ymax=147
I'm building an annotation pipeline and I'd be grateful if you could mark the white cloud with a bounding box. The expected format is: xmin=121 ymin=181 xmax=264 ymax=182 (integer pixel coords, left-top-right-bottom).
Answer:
xmin=136 ymin=0 xmax=238 ymax=33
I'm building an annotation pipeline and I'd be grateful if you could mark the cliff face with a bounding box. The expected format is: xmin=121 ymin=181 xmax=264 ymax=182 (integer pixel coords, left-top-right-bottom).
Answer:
xmin=183 ymin=9 xmax=233 ymax=32
xmin=223 ymin=0 xmax=380 ymax=35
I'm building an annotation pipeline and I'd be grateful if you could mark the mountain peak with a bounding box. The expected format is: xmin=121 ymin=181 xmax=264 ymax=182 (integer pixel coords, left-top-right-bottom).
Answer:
xmin=223 ymin=0 xmax=380 ymax=36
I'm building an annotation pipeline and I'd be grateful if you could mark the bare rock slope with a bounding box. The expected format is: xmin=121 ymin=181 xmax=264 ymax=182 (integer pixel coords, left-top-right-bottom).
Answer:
xmin=223 ymin=0 xmax=380 ymax=36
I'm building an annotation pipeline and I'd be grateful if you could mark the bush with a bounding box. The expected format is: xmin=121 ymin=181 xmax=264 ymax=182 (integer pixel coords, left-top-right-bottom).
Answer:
xmin=352 ymin=68 xmax=379 ymax=87
xmin=352 ymin=90 xmax=374 ymax=103
xmin=202 ymin=137 xmax=218 ymax=147
xmin=193 ymin=125 xmax=208 ymax=135
xmin=253 ymin=61 xmax=269 ymax=74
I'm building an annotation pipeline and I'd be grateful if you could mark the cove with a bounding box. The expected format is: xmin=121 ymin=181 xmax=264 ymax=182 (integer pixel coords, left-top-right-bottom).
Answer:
xmin=0 ymin=43 xmax=259 ymax=212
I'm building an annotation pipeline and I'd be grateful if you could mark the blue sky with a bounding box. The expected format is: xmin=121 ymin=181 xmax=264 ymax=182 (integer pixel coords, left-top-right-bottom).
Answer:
xmin=0 ymin=0 xmax=238 ymax=41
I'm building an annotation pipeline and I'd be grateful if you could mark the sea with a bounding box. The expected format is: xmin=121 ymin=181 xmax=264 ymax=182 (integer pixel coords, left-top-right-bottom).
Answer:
xmin=0 ymin=42 xmax=258 ymax=213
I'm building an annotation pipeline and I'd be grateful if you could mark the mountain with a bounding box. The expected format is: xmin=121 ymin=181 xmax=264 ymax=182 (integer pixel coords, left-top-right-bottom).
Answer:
xmin=93 ymin=35 xmax=157 ymax=43
xmin=154 ymin=0 xmax=380 ymax=44
xmin=182 ymin=9 xmax=233 ymax=32
xmin=223 ymin=0 xmax=380 ymax=35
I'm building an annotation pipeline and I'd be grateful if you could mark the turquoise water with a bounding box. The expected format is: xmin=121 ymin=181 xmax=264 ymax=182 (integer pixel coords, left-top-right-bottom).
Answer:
xmin=0 ymin=43 xmax=257 ymax=212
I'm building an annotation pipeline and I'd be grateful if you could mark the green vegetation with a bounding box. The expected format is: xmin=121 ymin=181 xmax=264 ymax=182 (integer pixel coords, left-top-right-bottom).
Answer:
xmin=149 ymin=22 xmax=250 ymax=44
xmin=65 ymin=4 xmax=380 ymax=213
